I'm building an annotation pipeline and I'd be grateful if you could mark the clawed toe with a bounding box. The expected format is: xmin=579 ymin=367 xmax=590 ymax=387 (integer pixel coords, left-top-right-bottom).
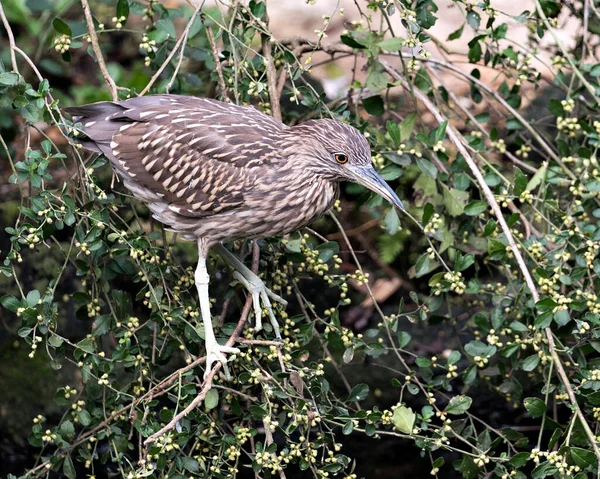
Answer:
xmin=204 ymin=341 xmax=240 ymax=380
xmin=233 ymin=272 xmax=283 ymax=338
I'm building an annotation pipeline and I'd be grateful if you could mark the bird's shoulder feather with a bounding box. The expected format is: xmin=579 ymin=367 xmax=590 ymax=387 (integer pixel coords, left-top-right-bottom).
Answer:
xmin=73 ymin=96 xmax=287 ymax=218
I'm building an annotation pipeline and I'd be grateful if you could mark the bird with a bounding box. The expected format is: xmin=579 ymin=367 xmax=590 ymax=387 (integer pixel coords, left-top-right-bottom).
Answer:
xmin=65 ymin=94 xmax=405 ymax=379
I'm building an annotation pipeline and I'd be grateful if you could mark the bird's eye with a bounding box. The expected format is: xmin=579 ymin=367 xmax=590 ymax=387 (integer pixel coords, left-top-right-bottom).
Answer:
xmin=335 ymin=153 xmax=348 ymax=164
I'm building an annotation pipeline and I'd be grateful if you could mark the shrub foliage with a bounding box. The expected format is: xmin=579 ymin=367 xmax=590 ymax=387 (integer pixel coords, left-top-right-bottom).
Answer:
xmin=2 ymin=0 xmax=600 ymax=478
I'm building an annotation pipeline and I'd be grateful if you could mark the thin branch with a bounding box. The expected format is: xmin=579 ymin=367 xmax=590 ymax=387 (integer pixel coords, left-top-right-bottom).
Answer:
xmin=0 ymin=1 xmax=19 ymax=73
xmin=140 ymin=0 xmax=204 ymax=96
xmin=261 ymin=23 xmax=281 ymax=120
xmin=204 ymin=16 xmax=230 ymax=101
xmin=165 ymin=20 xmax=192 ymax=93
xmin=80 ymin=0 xmax=118 ymax=101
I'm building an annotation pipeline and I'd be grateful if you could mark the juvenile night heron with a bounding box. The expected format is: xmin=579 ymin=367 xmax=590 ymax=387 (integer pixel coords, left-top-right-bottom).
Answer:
xmin=65 ymin=95 xmax=404 ymax=378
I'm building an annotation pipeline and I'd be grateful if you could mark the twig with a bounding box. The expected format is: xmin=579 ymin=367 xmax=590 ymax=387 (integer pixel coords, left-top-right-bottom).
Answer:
xmin=380 ymin=61 xmax=600 ymax=466
xmin=0 ymin=1 xmax=19 ymax=73
xmin=140 ymin=0 xmax=204 ymax=96
xmin=261 ymin=21 xmax=281 ymax=121
xmin=165 ymin=18 xmax=192 ymax=93
xmin=80 ymin=0 xmax=118 ymax=101
xmin=204 ymin=17 xmax=230 ymax=101
xmin=236 ymin=338 xmax=282 ymax=346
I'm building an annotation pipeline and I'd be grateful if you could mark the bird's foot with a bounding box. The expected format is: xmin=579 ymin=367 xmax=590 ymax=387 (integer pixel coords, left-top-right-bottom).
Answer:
xmin=204 ymin=337 xmax=240 ymax=380
xmin=232 ymin=271 xmax=286 ymax=338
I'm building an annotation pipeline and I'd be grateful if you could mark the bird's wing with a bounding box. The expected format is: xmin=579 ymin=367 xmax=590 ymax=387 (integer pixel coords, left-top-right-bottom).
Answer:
xmin=66 ymin=96 xmax=286 ymax=218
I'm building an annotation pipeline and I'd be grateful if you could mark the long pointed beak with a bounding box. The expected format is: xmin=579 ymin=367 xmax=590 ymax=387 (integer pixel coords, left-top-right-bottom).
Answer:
xmin=349 ymin=166 xmax=405 ymax=211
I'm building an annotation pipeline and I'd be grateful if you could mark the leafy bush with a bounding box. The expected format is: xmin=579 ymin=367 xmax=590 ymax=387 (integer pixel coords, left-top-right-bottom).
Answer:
xmin=2 ymin=0 xmax=600 ymax=478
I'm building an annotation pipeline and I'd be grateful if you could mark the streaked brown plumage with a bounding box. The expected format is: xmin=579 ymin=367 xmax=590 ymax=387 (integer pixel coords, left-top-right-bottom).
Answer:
xmin=65 ymin=94 xmax=404 ymax=378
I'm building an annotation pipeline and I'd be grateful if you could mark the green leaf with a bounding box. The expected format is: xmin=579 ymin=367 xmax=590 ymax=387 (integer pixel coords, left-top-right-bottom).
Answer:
xmin=535 ymin=297 xmax=558 ymax=312
xmin=571 ymin=447 xmax=596 ymax=468
xmin=590 ymin=64 xmax=600 ymax=77
xmin=460 ymin=456 xmax=479 ymax=479
xmin=464 ymin=200 xmax=487 ymax=216
xmin=527 ymin=162 xmax=547 ymax=192
xmin=455 ymin=253 xmax=474 ymax=272
xmin=523 ymin=397 xmax=546 ymax=418
xmin=181 ymin=457 xmax=200 ymax=473
xmin=535 ymin=311 xmax=553 ymax=329
xmin=26 ymin=290 xmax=40 ymax=307
xmin=447 ymin=24 xmax=464 ymax=40
xmin=482 ymin=219 xmax=496 ymax=236
xmin=445 ymin=395 xmax=472 ymax=415
xmin=0 ymin=72 xmax=20 ymax=86
xmin=76 ymin=337 xmax=95 ymax=354
xmin=205 ymin=388 xmax=219 ymax=410
xmin=60 ymin=420 xmax=75 ymax=437
xmin=399 ymin=112 xmax=416 ymax=141
xmin=466 ymin=10 xmax=480 ymax=30
xmin=366 ymin=69 xmax=388 ymax=93
xmin=1 ymin=295 xmax=21 ymax=312
xmin=386 ymin=120 xmax=400 ymax=147
xmin=397 ymin=331 xmax=411 ymax=348
xmin=422 ymin=203 xmax=434 ymax=226
xmin=156 ymin=19 xmax=176 ymax=38
xmin=116 ymin=0 xmax=129 ymax=21
xmin=362 ymin=95 xmax=384 ymax=116
xmin=522 ymin=354 xmax=540 ymax=371
xmin=428 ymin=271 xmax=445 ymax=287
xmin=433 ymin=121 xmax=448 ymax=143
xmin=416 ymin=158 xmax=437 ymax=179
xmin=63 ymin=455 xmax=76 ymax=479
xmin=442 ymin=185 xmax=468 ymax=216
xmin=384 ymin=208 xmax=400 ymax=234
xmin=414 ymin=253 xmax=432 ymax=277
xmin=340 ymin=35 xmax=365 ymax=49
xmin=146 ymin=29 xmax=169 ymax=43
xmin=52 ymin=18 xmax=71 ymax=36
xmin=249 ymin=0 xmax=266 ymax=18
xmin=392 ymin=405 xmax=415 ymax=434
xmin=548 ymin=98 xmax=564 ymax=117
xmin=92 ymin=315 xmax=112 ymax=336
xmin=448 ymin=350 xmax=461 ymax=365
xmin=509 ymin=452 xmax=531 ymax=467
xmin=48 ymin=335 xmax=64 ymax=348
xmin=347 ymin=383 xmax=369 ymax=402
xmin=377 ymin=37 xmax=404 ymax=52
xmin=78 ymin=409 xmax=92 ymax=426
xmin=513 ymin=167 xmax=528 ymax=197
xmin=187 ymin=15 xmax=203 ymax=39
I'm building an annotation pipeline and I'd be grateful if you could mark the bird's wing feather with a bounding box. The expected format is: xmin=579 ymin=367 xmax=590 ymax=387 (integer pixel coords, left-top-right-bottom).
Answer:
xmin=67 ymin=96 xmax=286 ymax=218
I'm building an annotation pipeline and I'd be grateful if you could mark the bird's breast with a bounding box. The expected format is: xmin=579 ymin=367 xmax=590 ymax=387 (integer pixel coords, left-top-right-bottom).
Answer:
xmin=188 ymin=173 xmax=338 ymax=243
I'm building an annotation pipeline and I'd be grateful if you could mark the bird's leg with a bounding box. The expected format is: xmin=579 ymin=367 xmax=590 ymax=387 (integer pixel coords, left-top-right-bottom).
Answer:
xmin=214 ymin=243 xmax=287 ymax=338
xmin=195 ymin=249 xmax=240 ymax=380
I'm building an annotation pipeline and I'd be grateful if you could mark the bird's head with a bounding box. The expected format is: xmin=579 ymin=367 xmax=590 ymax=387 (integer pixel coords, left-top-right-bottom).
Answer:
xmin=285 ymin=119 xmax=405 ymax=211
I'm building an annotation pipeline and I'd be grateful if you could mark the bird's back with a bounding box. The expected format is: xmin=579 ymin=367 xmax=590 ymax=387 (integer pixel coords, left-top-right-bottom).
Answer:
xmin=66 ymin=95 xmax=337 ymax=244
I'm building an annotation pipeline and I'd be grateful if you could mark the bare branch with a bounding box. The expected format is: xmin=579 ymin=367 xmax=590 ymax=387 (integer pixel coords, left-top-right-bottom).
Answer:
xmin=140 ymin=1 xmax=205 ymax=96
xmin=80 ymin=0 xmax=118 ymax=101
xmin=204 ymin=17 xmax=230 ymax=101
xmin=0 ymin=1 xmax=19 ymax=73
